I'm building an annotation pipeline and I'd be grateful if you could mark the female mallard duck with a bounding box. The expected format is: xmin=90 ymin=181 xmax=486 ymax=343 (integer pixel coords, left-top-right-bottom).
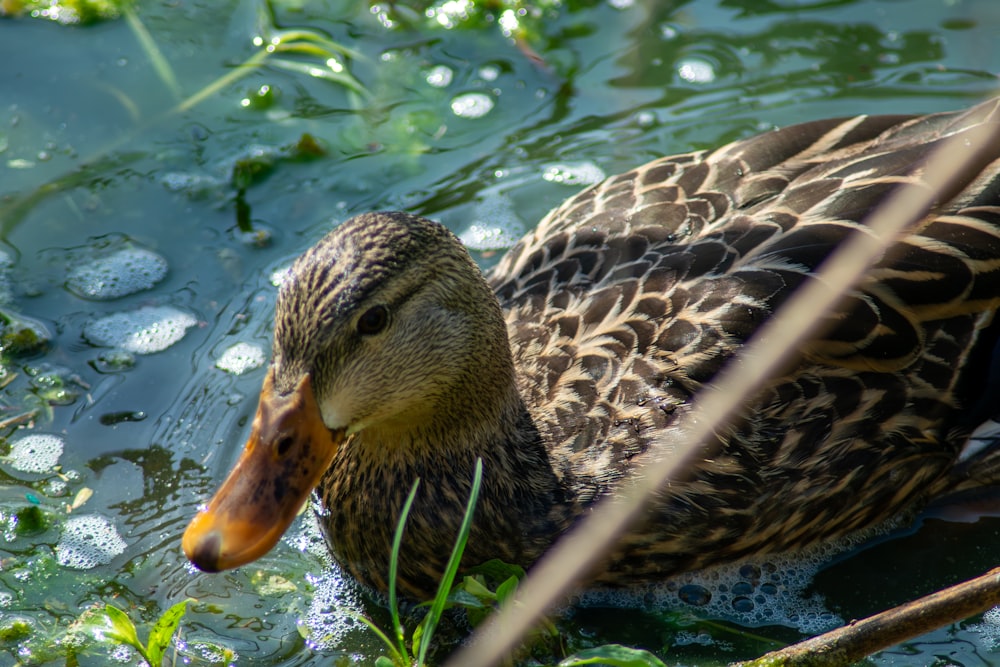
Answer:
xmin=184 ymin=98 xmax=1000 ymax=599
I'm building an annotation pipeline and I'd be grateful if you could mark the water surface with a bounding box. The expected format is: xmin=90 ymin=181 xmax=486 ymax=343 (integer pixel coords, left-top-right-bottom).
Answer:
xmin=2 ymin=0 xmax=1000 ymax=664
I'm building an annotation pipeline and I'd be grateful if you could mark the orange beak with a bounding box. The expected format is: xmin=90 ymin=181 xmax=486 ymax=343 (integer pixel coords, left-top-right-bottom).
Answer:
xmin=182 ymin=369 xmax=346 ymax=572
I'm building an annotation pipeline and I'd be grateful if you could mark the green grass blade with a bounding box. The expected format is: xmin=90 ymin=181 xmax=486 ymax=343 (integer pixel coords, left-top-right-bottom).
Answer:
xmin=416 ymin=458 xmax=483 ymax=665
xmin=271 ymin=28 xmax=366 ymax=60
xmin=267 ymin=57 xmax=370 ymax=98
xmin=341 ymin=608 xmax=408 ymax=666
xmin=389 ymin=479 xmax=422 ymax=663
xmin=175 ymin=49 xmax=270 ymax=113
xmin=123 ymin=5 xmax=182 ymax=99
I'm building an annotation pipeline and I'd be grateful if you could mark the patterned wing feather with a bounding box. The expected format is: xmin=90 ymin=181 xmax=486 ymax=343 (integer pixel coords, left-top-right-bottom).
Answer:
xmin=486 ymin=99 xmax=1000 ymax=572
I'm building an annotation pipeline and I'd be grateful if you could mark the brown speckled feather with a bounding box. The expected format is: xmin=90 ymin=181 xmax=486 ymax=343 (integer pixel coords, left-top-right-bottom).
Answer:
xmin=215 ymin=98 xmax=1000 ymax=599
xmin=485 ymin=99 xmax=1000 ymax=580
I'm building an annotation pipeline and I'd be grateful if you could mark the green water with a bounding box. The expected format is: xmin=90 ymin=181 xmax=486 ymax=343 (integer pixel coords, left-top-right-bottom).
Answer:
xmin=2 ymin=0 xmax=1000 ymax=664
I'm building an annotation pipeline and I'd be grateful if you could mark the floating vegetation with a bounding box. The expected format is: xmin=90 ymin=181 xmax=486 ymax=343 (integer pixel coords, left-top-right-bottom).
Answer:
xmin=0 ymin=310 xmax=50 ymax=358
xmin=27 ymin=365 xmax=86 ymax=406
xmin=370 ymin=0 xmax=567 ymax=42
xmin=81 ymin=598 xmax=194 ymax=666
xmin=14 ymin=505 xmax=50 ymax=536
xmin=0 ymin=0 xmax=125 ymax=24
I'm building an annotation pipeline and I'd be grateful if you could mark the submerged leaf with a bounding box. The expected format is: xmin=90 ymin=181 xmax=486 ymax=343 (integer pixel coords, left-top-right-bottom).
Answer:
xmin=558 ymin=644 xmax=668 ymax=667
xmin=98 ymin=605 xmax=142 ymax=651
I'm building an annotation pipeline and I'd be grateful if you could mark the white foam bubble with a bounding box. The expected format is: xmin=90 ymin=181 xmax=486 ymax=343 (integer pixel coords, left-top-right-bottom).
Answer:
xmin=967 ymin=605 xmax=1000 ymax=650
xmin=461 ymin=223 xmax=520 ymax=251
xmin=575 ymin=537 xmax=869 ymax=635
xmin=8 ymin=434 xmax=64 ymax=473
xmin=451 ymin=93 xmax=494 ymax=119
xmin=542 ymin=161 xmax=606 ymax=186
xmin=56 ymin=515 xmax=127 ymax=569
xmin=677 ymin=58 xmax=715 ymax=84
xmin=66 ymin=247 xmax=168 ymax=300
xmin=216 ymin=342 xmax=266 ymax=375
xmin=478 ymin=65 xmax=500 ymax=82
xmin=426 ymin=65 xmax=453 ymax=88
xmin=0 ymin=248 xmax=14 ymax=305
xmin=160 ymin=171 xmax=224 ymax=196
xmin=270 ymin=265 xmax=292 ymax=288
xmin=176 ymin=640 xmax=241 ymax=665
xmin=294 ymin=512 xmax=367 ymax=648
xmin=459 ymin=194 xmax=525 ymax=251
xmin=83 ymin=306 xmax=197 ymax=354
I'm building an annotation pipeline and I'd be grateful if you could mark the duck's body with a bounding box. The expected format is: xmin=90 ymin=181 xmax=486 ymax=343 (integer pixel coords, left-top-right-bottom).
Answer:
xmin=185 ymin=98 xmax=1000 ymax=599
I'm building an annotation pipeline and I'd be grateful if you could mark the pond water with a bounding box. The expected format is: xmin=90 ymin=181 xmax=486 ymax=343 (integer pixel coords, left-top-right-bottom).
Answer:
xmin=2 ymin=0 xmax=1000 ymax=665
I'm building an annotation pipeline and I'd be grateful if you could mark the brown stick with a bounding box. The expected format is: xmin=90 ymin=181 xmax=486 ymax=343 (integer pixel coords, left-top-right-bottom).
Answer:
xmin=734 ymin=566 xmax=1000 ymax=667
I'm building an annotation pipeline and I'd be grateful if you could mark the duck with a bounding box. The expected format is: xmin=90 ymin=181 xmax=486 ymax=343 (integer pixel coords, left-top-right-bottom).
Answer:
xmin=183 ymin=97 xmax=1000 ymax=600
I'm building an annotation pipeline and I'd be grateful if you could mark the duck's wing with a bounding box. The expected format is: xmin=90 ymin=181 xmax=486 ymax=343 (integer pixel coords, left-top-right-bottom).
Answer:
xmin=487 ymin=98 xmax=1000 ymax=500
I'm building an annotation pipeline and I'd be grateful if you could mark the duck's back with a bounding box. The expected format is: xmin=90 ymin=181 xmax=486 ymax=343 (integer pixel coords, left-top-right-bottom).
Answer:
xmin=487 ymin=98 xmax=1000 ymax=575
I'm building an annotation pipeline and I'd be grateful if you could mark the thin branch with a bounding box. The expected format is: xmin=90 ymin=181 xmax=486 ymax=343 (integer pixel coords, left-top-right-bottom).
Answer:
xmin=733 ymin=566 xmax=1000 ymax=667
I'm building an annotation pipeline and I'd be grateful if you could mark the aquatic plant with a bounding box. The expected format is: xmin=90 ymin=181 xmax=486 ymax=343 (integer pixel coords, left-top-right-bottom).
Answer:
xmin=352 ymin=457 xmax=666 ymax=666
xmin=353 ymin=459 xmax=483 ymax=666
xmin=82 ymin=598 xmax=193 ymax=666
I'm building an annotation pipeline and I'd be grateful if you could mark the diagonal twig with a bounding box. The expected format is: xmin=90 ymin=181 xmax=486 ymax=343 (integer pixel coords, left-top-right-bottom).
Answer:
xmin=734 ymin=565 xmax=1000 ymax=667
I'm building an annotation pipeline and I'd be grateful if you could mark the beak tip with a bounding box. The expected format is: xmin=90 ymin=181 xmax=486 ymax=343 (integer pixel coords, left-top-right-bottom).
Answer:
xmin=183 ymin=525 xmax=224 ymax=573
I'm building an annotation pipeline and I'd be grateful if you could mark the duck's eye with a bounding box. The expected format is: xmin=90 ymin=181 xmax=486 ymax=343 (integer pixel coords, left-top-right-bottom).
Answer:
xmin=357 ymin=305 xmax=389 ymax=335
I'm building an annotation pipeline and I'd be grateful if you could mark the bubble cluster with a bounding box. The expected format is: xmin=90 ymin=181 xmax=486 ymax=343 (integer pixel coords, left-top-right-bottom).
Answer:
xmin=83 ymin=306 xmax=197 ymax=354
xmin=300 ymin=570 xmax=368 ymax=649
xmin=56 ymin=515 xmax=127 ymax=569
xmin=451 ymin=93 xmax=494 ymax=119
xmin=576 ymin=538 xmax=869 ymax=635
xmin=7 ymin=434 xmax=64 ymax=473
xmin=66 ymin=247 xmax=168 ymax=300
xmin=425 ymin=64 xmax=454 ymax=88
xmin=0 ymin=249 xmax=14 ymax=305
xmin=677 ymin=58 xmax=715 ymax=84
xmin=290 ymin=514 xmax=367 ymax=648
xmin=542 ymin=161 xmax=606 ymax=186
xmin=967 ymin=605 xmax=1000 ymax=649
xmin=270 ymin=265 xmax=293 ymax=288
xmin=216 ymin=342 xmax=266 ymax=375
xmin=461 ymin=224 xmax=521 ymax=251
xmin=459 ymin=194 xmax=525 ymax=251
xmin=160 ymin=171 xmax=225 ymax=196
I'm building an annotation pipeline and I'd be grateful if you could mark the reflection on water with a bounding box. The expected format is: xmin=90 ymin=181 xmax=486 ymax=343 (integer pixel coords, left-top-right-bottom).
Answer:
xmin=2 ymin=0 xmax=1000 ymax=664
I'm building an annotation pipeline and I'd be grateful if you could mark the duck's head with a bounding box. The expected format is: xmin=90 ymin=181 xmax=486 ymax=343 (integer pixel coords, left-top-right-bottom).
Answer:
xmin=182 ymin=211 xmax=514 ymax=572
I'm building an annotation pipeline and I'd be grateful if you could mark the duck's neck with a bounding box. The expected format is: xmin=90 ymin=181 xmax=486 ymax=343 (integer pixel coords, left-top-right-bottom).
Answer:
xmin=317 ymin=342 xmax=571 ymax=598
